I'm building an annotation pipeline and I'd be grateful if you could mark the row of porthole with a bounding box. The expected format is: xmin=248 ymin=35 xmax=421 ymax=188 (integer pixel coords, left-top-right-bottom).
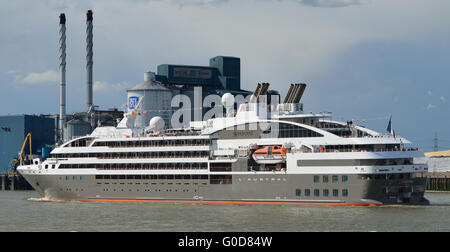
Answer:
xmin=97 ymin=182 xmax=207 ymax=186
xmin=238 ymin=177 xmax=287 ymax=182
xmin=62 ymin=176 xmax=85 ymax=181
xmin=101 ymin=188 xmax=196 ymax=193
xmin=295 ymin=188 xmax=349 ymax=197
xmin=62 ymin=188 xmax=84 ymax=192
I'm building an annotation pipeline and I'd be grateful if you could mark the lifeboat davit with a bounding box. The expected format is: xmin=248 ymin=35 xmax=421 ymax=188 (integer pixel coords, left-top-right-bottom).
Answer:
xmin=252 ymin=145 xmax=288 ymax=164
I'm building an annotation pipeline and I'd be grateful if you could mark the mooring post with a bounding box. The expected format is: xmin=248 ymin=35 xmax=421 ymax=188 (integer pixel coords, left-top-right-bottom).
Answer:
xmin=10 ymin=175 xmax=15 ymax=191
xmin=1 ymin=175 xmax=5 ymax=191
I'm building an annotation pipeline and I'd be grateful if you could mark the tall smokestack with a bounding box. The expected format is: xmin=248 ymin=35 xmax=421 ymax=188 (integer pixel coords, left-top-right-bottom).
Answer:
xmin=86 ymin=10 xmax=93 ymax=111
xmin=59 ymin=13 xmax=66 ymax=142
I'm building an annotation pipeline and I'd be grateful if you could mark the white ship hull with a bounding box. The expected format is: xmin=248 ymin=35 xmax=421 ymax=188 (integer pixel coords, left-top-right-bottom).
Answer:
xmin=16 ymin=84 xmax=430 ymax=205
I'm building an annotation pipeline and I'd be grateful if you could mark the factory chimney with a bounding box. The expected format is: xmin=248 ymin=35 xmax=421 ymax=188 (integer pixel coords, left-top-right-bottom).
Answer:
xmin=86 ymin=10 xmax=93 ymax=111
xmin=59 ymin=13 xmax=66 ymax=143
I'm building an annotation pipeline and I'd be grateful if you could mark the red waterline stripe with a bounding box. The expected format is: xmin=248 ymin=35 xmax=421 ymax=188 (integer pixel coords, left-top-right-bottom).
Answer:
xmin=48 ymin=197 xmax=381 ymax=206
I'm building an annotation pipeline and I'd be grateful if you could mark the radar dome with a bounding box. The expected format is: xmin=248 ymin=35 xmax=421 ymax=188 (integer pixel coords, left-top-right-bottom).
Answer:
xmin=221 ymin=93 xmax=235 ymax=108
xmin=149 ymin=116 xmax=165 ymax=133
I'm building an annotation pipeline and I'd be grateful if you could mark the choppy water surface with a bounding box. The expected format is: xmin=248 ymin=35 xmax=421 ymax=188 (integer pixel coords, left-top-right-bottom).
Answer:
xmin=0 ymin=191 xmax=448 ymax=232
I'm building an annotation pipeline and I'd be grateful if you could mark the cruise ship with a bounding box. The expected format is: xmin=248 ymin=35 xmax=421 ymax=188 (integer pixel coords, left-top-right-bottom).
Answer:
xmin=17 ymin=83 xmax=429 ymax=205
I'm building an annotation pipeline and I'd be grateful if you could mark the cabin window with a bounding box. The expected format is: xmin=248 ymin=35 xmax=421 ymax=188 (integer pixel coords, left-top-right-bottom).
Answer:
xmin=333 ymin=189 xmax=339 ymax=197
xmin=210 ymin=163 xmax=232 ymax=172
xmin=313 ymin=176 xmax=320 ymax=183
xmin=342 ymin=189 xmax=348 ymax=197
xmin=210 ymin=175 xmax=232 ymax=184
xmin=314 ymin=189 xmax=320 ymax=197
xmin=332 ymin=175 xmax=339 ymax=183
xmin=305 ymin=189 xmax=311 ymax=197
xmin=342 ymin=175 xmax=348 ymax=183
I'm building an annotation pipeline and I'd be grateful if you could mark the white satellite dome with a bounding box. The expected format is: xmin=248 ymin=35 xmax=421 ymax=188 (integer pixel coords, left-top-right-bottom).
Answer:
xmin=259 ymin=122 xmax=271 ymax=131
xmin=221 ymin=93 xmax=235 ymax=108
xmin=149 ymin=116 xmax=165 ymax=133
xmin=222 ymin=93 xmax=235 ymax=117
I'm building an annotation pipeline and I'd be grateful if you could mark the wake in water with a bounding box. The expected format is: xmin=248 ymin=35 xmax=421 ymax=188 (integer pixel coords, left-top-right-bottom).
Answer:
xmin=27 ymin=197 xmax=63 ymax=202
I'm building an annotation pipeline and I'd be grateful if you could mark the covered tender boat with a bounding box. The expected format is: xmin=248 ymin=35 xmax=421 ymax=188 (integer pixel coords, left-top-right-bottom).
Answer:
xmin=252 ymin=145 xmax=288 ymax=164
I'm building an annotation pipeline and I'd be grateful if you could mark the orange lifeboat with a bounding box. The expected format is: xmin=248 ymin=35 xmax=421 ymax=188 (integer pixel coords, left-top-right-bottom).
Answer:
xmin=252 ymin=145 xmax=288 ymax=164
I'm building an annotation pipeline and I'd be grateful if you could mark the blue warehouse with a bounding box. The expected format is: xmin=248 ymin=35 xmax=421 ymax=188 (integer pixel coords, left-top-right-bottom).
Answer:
xmin=0 ymin=115 xmax=55 ymax=173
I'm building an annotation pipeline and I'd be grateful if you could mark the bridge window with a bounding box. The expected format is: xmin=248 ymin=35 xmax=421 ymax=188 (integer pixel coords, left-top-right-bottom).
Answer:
xmin=216 ymin=122 xmax=323 ymax=139
xmin=277 ymin=123 xmax=323 ymax=138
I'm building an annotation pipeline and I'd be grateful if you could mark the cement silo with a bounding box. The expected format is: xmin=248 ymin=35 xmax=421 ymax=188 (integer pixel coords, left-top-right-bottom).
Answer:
xmin=127 ymin=72 xmax=173 ymax=129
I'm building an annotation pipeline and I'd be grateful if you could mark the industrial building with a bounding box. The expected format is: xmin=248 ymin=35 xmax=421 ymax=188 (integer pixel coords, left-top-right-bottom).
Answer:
xmin=54 ymin=11 xmax=252 ymax=140
xmin=422 ymin=150 xmax=450 ymax=173
xmin=1 ymin=11 xmax=254 ymax=188
xmin=0 ymin=115 xmax=55 ymax=173
xmin=1 ymin=11 xmax=253 ymax=166
xmin=127 ymin=56 xmax=252 ymax=129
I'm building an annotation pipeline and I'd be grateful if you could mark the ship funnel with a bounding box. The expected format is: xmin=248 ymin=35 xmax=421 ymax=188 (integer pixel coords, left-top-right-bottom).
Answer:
xmin=294 ymin=83 xmax=307 ymax=103
xmin=260 ymin=83 xmax=270 ymax=97
xmin=288 ymin=84 xmax=298 ymax=103
xmin=283 ymin=84 xmax=294 ymax=104
xmin=86 ymin=10 xmax=93 ymax=111
xmin=59 ymin=13 xmax=66 ymax=142
xmin=251 ymin=83 xmax=270 ymax=103
xmin=288 ymin=84 xmax=299 ymax=103
xmin=250 ymin=83 xmax=262 ymax=103
xmin=283 ymin=83 xmax=306 ymax=104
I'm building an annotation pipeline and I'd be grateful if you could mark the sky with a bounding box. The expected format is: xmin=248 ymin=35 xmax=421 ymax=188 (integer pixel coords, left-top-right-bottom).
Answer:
xmin=1 ymin=0 xmax=450 ymax=151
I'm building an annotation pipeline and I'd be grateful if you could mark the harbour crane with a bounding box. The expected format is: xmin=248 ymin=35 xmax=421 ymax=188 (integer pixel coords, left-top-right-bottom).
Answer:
xmin=9 ymin=132 xmax=32 ymax=176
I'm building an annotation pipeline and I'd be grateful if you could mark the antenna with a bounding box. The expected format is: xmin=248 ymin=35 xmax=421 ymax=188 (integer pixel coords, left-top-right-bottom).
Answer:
xmin=433 ymin=132 xmax=439 ymax=151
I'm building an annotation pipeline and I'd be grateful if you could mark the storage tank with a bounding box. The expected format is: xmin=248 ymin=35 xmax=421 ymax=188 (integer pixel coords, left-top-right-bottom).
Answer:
xmin=65 ymin=119 xmax=92 ymax=140
xmin=127 ymin=72 xmax=173 ymax=129
xmin=41 ymin=146 xmax=52 ymax=159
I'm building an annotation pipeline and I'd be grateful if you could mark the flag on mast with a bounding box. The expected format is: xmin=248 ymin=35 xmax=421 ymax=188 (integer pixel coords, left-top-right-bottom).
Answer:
xmin=386 ymin=115 xmax=396 ymax=139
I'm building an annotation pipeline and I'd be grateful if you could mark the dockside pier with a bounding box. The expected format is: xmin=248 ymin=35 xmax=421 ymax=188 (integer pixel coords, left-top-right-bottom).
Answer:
xmin=0 ymin=172 xmax=33 ymax=191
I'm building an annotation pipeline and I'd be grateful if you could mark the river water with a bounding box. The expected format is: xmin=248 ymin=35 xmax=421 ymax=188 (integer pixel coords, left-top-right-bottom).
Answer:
xmin=0 ymin=191 xmax=448 ymax=232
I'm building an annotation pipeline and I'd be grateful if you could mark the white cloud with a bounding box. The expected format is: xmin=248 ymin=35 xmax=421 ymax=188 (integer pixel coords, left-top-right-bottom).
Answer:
xmin=156 ymin=0 xmax=365 ymax=8
xmin=427 ymin=90 xmax=432 ymax=96
xmin=20 ymin=70 xmax=59 ymax=84
xmin=298 ymin=0 xmax=363 ymax=8
xmin=1 ymin=0 xmax=450 ymax=117
xmin=168 ymin=0 xmax=229 ymax=5
xmin=426 ymin=104 xmax=436 ymax=110
xmin=93 ymin=81 xmax=131 ymax=93
xmin=440 ymin=96 xmax=446 ymax=103
xmin=5 ymin=70 xmax=20 ymax=75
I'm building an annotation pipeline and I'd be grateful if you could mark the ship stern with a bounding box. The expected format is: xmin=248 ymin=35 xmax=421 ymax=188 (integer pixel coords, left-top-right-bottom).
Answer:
xmin=361 ymin=174 xmax=429 ymax=205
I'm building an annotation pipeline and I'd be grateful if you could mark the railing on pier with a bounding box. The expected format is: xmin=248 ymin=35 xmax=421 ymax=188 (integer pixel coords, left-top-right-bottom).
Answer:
xmin=426 ymin=177 xmax=450 ymax=191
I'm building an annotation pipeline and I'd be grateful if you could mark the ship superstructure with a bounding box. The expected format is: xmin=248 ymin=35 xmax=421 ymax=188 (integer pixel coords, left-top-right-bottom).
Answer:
xmin=17 ymin=83 xmax=429 ymax=205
